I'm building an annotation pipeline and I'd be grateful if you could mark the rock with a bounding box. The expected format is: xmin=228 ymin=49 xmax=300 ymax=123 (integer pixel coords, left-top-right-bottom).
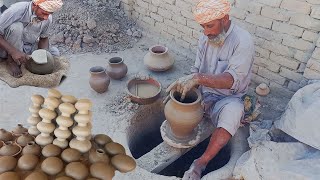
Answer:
xmin=83 ymin=34 xmax=95 ymax=44
xmin=87 ymin=19 xmax=97 ymax=30
xmin=50 ymin=32 xmax=65 ymax=44
xmin=126 ymin=29 xmax=133 ymax=36
xmin=132 ymin=31 xmax=142 ymax=38
xmin=65 ymin=37 xmax=72 ymax=44
xmin=72 ymin=39 xmax=82 ymax=51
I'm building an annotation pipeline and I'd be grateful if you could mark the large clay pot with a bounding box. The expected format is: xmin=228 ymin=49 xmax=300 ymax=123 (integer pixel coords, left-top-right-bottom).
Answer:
xmin=26 ymin=49 xmax=55 ymax=75
xmin=89 ymin=66 xmax=110 ymax=93
xmin=164 ymin=89 xmax=204 ymax=139
xmin=106 ymin=57 xmax=128 ymax=80
xmin=143 ymin=45 xmax=174 ymax=72
xmin=17 ymin=154 xmax=39 ymax=171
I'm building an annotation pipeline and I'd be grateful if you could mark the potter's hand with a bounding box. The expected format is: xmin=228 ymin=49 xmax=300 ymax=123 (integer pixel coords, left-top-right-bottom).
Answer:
xmin=166 ymin=74 xmax=199 ymax=101
xmin=10 ymin=50 xmax=28 ymax=65
xmin=182 ymin=159 xmax=206 ymax=180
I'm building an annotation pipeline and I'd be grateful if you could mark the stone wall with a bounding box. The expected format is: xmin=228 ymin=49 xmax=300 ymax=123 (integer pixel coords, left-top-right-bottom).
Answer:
xmin=121 ymin=0 xmax=320 ymax=94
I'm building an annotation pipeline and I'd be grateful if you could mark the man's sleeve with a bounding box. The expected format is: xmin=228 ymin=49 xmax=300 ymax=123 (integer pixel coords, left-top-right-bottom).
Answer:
xmin=224 ymin=35 xmax=255 ymax=94
xmin=0 ymin=6 xmax=24 ymax=35
xmin=190 ymin=35 xmax=206 ymax=73
xmin=40 ymin=15 xmax=52 ymax=38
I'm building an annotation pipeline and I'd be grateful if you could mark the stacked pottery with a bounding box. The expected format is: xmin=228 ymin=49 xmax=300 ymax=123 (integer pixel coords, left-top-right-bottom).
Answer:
xmin=41 ymin=157 xmax=64 ymax=176
xmin=12 ymin=124 xmax=28 ymax=137
xmin=65 ymin=162 xmax=89 ymax=179
xmin=164 ymin=88 xmax=204 ymax=139
xmin=0 ymin=156 xmax=17 ymax=173
xmin=0 ymin=141 xmax=22 ymax=157
xmin=16 ymin=132 xmax=34 ymax=147
xmin=143 ymin=45 xmax=174 ymax=72
xmin=106 ymin=57 xmax=128 ymax=80
xmin=22 ymin=141 xmax=41 ymax=156
xmin=0 ymin=129 xmax=14 ymax=142
xmin=27 ymin=95 xmax=44 ymax=136
xmin=61 ymin=148 xmax=81 ymax=163
xmin=89 ymin=149 xmax=110 ymax=164
xmin=17 ymin=154 xmax=39 ymax=171
xmin=89 ymin=66 xmax=110 ymax=93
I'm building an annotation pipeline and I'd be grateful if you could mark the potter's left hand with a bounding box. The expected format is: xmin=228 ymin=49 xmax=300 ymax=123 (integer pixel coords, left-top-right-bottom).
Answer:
xmin=166 ymin=74 xmax=199 ymax=101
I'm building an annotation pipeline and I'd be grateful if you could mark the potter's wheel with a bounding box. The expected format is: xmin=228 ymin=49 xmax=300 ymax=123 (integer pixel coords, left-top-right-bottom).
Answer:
xmin=160 ymin=120 xmax=201 ymax=148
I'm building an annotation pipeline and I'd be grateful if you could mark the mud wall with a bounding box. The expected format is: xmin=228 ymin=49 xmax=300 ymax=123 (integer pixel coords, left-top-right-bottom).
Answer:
xmin=121 ymin=0 xmax=320 ymax=95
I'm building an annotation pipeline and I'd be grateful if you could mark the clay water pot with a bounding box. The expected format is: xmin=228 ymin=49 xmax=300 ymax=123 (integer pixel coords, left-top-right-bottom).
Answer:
xmin=106 ymin=57 xmax=128 ymax=79
xmin=12 ymin=124 xmax=28 ymax=136
xmin=0 ymin=128 xmax=14 ymax=141
xmin=26 ymin=49 xmax=55 ymax=75
xmin=0 ymin=156 xmax=17 ymax=173
xmin=164 ymin=88 xmax=204 ymax=139
xmin=94 ymin=134 xmax=112 ymax=147
xmin=104 ymin=142 xmax=125 ymax=156
xmin=65 ymin=162 xmax=89 ymax=180
xmin=25 ymin=171 xmax=48 ymax=180
xmin=89 ymin=149 xmax=110 ymax=164
xmin=41 ymin=157 xmax=64 ymax=176
xmin=0 ymin=172 xmax=20 ymax=180
xmin=89 ymin=66 xmax=110 ymax=93
xmin=16 ymin=132 xmax=34 ymax=147
xmin=17 ymin=154 xmax=39 ymax=171
xmin=22 ymin=141 xmax=41 ymax=156
xmin=143 ymin=45 xmax=174 ymax=72
xmin=0 ymin=141 xmax=22 ymax=157
xmin=61 ymin=148 xmax=81 ymax=163
xmin=42 ymin=144 xmax=62 ymax=157
xmin=90 ymin=162 xmax=115 ymax=180
xmin=111 ymin=154 xmax=136 ymax=173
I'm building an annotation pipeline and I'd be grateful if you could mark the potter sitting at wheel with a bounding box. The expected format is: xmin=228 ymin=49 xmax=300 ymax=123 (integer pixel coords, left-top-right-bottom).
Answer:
xmin=0 ymin=0 xmax=62 ymax=78
xmin=166 ymin=0 xmax=254 ymax=179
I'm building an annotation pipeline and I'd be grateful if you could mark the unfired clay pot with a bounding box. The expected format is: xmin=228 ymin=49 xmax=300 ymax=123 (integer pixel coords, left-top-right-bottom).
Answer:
xmin=89 ymin=66 xmax=110 ymax=93
xmin=12 ymin=124 xmax=28 ymax=136
xmin=22 ymin=141 xmax=41 ymax=156
xmin=89 ymin=149 xmax=110 ymax=164
xmin=106 ymin=57 xmax=128 ymax=80
xmin=104 ymin=142 xmax=126 ymax=156
xmin=61 ymin=148 xmax=81 ymax=163
xmin=25 ymin=171 xmax=48 ymax=180
xmin=41 ymin=157 xmax=64 ymax=176
xmin=42 ymin=144 xmax=62 ymax=157
xmin=61 ymin=95 xmax=77 ymax=104
xmin=164 ymin=89 xmax=204 ymax=139
xmin=25 ymin=49 xmax=55 ymax=75
xmin=0 ymin=128 xmax=14 ymax=141
xmin=0 ymin=156 xmax=17 ymax=173
xmin=143 ymin=45 xmax=174 ymax=72
xmin=16 ymin=132 xmax=34 ymax=147
xmin=55 ymin=176 xmax=73 ymax=180
xmin=0 ymin=141 xmax=22 ymax=157
xmin=0 ymin=172 xmax=20 ymax=180
xmin=90 ymin=162 xmax=115 ymax=180
xmin=111 ymin=154 xmax=136 ymax=173
xmin=94 ymin=134 xmax=112 ymax=147
xmin=65 ymin=162 xmax=89 ymax=180
xmin=17 ymin=154 xmax=39 ymax=171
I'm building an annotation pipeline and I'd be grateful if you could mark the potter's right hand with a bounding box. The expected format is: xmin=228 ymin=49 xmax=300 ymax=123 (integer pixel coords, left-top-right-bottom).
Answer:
xmin=166 ymin=74 xmax=199 ymax=101
xmin=10 ymin=50 xmax=28 ymax=65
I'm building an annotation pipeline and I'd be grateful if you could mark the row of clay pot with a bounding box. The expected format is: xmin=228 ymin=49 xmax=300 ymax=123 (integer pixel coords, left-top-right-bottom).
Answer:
xmin=0 ymin=125 xmax=28 ymax=142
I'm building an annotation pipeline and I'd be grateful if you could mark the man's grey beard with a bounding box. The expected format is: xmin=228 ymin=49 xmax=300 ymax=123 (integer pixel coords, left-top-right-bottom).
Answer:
xmin=208 ymin=30 xmax=226 ymax=47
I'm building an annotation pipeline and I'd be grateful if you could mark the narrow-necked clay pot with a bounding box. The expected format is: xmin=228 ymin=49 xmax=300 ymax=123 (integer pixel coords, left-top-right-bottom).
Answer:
xmin=16 ymin=132 xmax=35 ymax=147
xmin=90 ymin=162 xmax=115 ymax=180
xmin=89 ymin=66 xmax=110 ymax=93
xmin=61 ymin=95 xmax=77 ymax=104
xmin=104 ymin=142 xmax=125 ymax=156
xmin=17 ymin=154 xmax=39 ymax=171
xmin=25 ymin=171 xmax=48 ymax=180
xmin=12 ymin=124 xmax=28 ymax=136
xmin=42 ymin=144 xmax=62 ymax=157
xmin=41 ymin=157 xmax=64 ymax=176
xmin=94 ymin=134 xmax=112 ymax=147
xmin=0 ymin=129 xmax=14 ymax=141
xmin=0 ymin=156 xmax=17 ymax=173
xmin=89 ymin=149 xmax=110 ymax=164
xmin=111 ymin=154 xmax=136 ymax=173
xmin=22 ymin=141 xmax=41 ymax=156
xmin=0 ymin=141 xmax=22 ymax=157
xmin=164 ymin=89 xmax=204 ymax=139
xmin=61 ymin=148 xmax=81 ymax=163
xmin=65 ymin=162 xmax=89 ymax=180
xmin=143 ymin=45 xmax=174 ymax=72
xmin=0 ymin=172 xmax=20 ymax=180
xmin=106 ymin=57 xmax=128 ymax=80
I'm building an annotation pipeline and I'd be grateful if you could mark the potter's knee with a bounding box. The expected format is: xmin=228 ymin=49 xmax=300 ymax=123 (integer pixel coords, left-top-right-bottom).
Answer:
xmin=6 ymin=22 xmax=23 ymax=35
xmin=223 ymin=101 xmax=244 ymax=116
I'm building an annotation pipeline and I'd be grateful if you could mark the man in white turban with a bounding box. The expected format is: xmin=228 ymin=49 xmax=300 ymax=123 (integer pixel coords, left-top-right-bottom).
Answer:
xmin=166 ymin=0 xmax=255 ymax=179
xmin=0 ymin=0 xmax=63 ymax=77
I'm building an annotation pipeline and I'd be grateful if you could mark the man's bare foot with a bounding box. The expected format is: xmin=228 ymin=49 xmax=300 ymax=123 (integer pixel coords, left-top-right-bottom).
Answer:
xmin=7 ymin=60 xmax=22 ymax=78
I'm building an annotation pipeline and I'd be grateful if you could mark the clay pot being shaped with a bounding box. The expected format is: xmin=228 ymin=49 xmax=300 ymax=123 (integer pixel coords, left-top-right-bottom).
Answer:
xmin=16 ymin=132 xmax=34 ymax=147
xmin=12 ymin=124 xmax=28 ymax=136
xmin=22 ymin=141 xmax=41 ymax=156
xmin=0 ymin=156 xmax=17 ymax=173
xmin=89 ymin=149 xmax=110 ymax=164
xmin=41 ymin=157 xmax=64 ymax=176
xmin=25 ymin=171 xmax=48 ymax=180
xmin=111 ymin=154 xmax=136 ymax=173
xmin=26 ymin=49 xmax=55 ymax=75
xmin=90 ymin=162 xmax=115 ymax=180
xmin=65 ymin=162 xmax=89 ymax=180
xmin=164 ymin=89 xmax=204 ymax=139
xmin=89 ymin=66 xmax=110 ymax=93
xmin=94 ymin=134 xmax=112 ymax=147
xmin=0 ymin=172 xmax=20 ymax=180
xmin=61 ymin=148 xmax=81 ymax=163
xmin=143 ymin=45 xmax=174 ymax=72
xmin=17 ymin=154 xmax=39 ymax=171
xmin=0 ymin=129 xmax=14 ymax=142
xmin=106 ymin=57 xmax=128 ymax=80
xmin=0 ymin=141 xmax=22 ymax=157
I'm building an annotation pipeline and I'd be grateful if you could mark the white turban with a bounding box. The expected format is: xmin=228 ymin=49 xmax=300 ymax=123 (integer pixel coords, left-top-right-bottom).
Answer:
xmin=193 ymin=0 xmax=231 ymax=24
xmin=33 ymin=0 xmax=63 ymax=13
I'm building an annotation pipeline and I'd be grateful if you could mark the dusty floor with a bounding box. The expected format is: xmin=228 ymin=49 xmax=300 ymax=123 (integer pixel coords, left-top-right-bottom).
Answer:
xmin=0 ymin=36 xmax=291 ymax=179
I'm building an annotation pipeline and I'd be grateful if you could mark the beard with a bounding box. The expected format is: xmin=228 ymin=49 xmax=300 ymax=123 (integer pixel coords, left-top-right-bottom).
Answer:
xmin=207 ymin=29 xmax=226 ymax=47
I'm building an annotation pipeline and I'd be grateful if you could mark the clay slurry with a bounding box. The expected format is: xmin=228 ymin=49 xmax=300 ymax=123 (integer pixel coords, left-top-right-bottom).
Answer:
xmin=128 ymin=83 xmax=159 ymax=98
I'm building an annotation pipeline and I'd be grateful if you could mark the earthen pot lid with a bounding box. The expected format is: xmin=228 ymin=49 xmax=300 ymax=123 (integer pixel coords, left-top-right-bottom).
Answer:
xmin=255 ymin=83 xmax=270 ymax=96
xmin=94 ymin=134 xmax=113 ymax=146
xmin=104 ymin=142 xmax=126 ymax=156
xmin=42 ymin=144 xmax=62 ymax=157
xmin=61 ymin=148 xmax=81 ymax=163
xmin=41 ymin=157 xmax=64 ymax=176
xmin=111 ymin=154 xmax=136 ymax=173
xmin=65 ymin=162 xmax=89 ymax=180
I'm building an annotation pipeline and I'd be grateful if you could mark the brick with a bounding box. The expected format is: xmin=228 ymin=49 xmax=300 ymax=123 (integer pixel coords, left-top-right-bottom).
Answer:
xmin=262 ymin=41 xmax=296 ymax=58
xmin=270 ymin=53 xmax=300 ymax=70
xmin=294 ymin=50 xmax=312 ymax=63
xmin=252 ymin=64 xmax=259 ymax=74
xmin=176 ymin=23 xmax=193 ymax=36
xmin=269 ymin=82 xmax=295 ymax=98
xmin=282 ymin=38 xmax=314 ymax=51
xmin=163 ymin=0 xmax=176 ymax=5
xmin=253 ymin=37 xmax=265 ymax=47
xmin=317 ymin=37 xmax=320 ymax=47
xmin=164 ymin=18 xmax=176 ymax=28
xmin=175 ymin=37 xmax=190 ymax=49
xmin=151 ymin=0 xmax=161 ymax=6
xmin=148 ymin=4 xmax=158 ymax=13
xmin=136 ymin=0 xmax=149 ymax=9
xmin=245 ymin=15 xmax=273 ymax=29
xmin=287 ymin=81 xmax=301 ymax=91
xmin=187 ymin=20 xmax=201 ymax=30
xmin=272 ymin=21 xmax=304 ymax=37
xmin=279 ymin=67 xmax=304 ymax=82
xmin=176 ymin=0 xmax=192 ymax=11
xmin=255 ymin=0 xmax=282 ymax=7
xmin=302 ymin=30 xmax=319 ymax=42
xmin=261 ymin=6 xmax=290 ymax=21
xmin=307 ymin=0 xmax=320 ymax=5
xmin=297 ymin=63 xmax=306 ymax=73
xmin=252 ymin=74 xmax=270 ymax=85
xmin=166 ymin=26 xmax=179 ymax=36
xmin=142 ymin=16 xmax=155 ymax=26
xmin=135 ymin=6 xmax=148 ymax=16
xmin=175 ymin=16 xmax=187 ymax=26
xmin=280 ymin=0 xmax=311 ymax=14
xmin=181 ymin=10 xmax=194 ymax=19
xmin=192 ymin=30 xmax=202 ymax=39
xmin=155 ymin=22 xmax=168 ymax=32
xmin=312 ymin=47 xmax=320 ymax=60
xmin=182 ymin=35 xmax=197 ymax=46
xmin=255 ymin=46 xmax=271 ymax=58
xmin=254 ymin=57 xmax=281 ymax=72
xmin=304 ymin=68 xmax=320 ymax=79
xmin=150 ymin=13 xmax=164 ymax=22
xmin=290 ymin=14 xmax=320 ymax=31
xmin=258 ymin=68 xmax=286 ymax=85
xmin=232 ymin=18 xmax=256 ymax=34
xmin=163 ymin=3 xmax=179 ymax=14
xmin=158 ymin=8 xmax=172 ymax=19
xmin=256 ymin=27 xmax=284 ymax=43
xmin=246 ymin=2 xmax=263 ymax=15
xmin=161 ymin=31 xmax=174 ymax=40
xmin=311 ymin=6 xmax=320 ymax=20
xmin=299 ymin=78 xmax=308 ymax=87
xmin=230 ymin=8 xmax=246 ymax=20
xmin=306 ymin=58 xmax=320 ymax=72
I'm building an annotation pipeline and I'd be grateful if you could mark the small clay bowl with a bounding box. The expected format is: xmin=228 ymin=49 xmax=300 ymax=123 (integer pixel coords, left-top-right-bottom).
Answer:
xmin=126 ymin=77 xmax=162 ymax=105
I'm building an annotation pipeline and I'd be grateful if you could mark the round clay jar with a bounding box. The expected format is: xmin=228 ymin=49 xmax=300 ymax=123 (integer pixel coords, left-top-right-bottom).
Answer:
xmin=0 ymin=172 xmax=20 ymax=180
xmin=56 ymin=176 xmax=74 ymax=180
xmin=0 ymin=156 xmax=17 ymax=173
xmin=25 ymin=171 xmax=48 ymax=180
xmin=90 ymin=162 xmax=115 ymax=180
xmin=94 ymin=134 xmax=112 ymax=147
xmin=61 ymin=148 xmax=81 ymax=163
xmin=0 ymin=141 xmax=22 ymax=157
xmin=89 ymin=149 xmax=110 ymax=164
xmin=111 ymin=154 xmax=136 ymax=173
xmin=22 ymin=141 xmax=41 ymax=156
xmin=65 ymin=162 xmax=89 ymax=180
xmin=12 ymin=124 xmax=28 ymax=136
xmin=42 ymin=144 xmax=62 ymax=157
xmin=0 ymin=128 xmax=14 ymax=141
xmin=16 ymin=132 xmax=35 ymax=147
xmin=17 ymin=154 xmax=39 ymax=171
xmin=104 ymin=142 xmax=125 ymax=156
xmin=41 ymin=157 xmax=64 ymax=176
